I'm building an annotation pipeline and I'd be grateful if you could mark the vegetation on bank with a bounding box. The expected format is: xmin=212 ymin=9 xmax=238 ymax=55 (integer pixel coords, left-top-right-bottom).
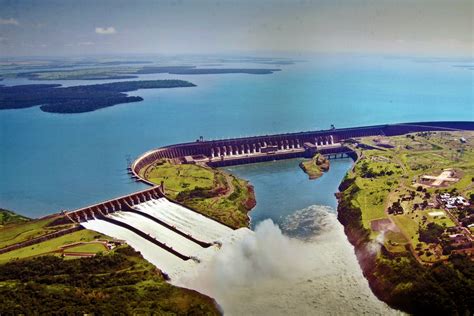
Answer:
xmin=0 ymin=208 xmax=29 ymax=226
xmin=299 ymin=153 xmax=330 ymax=179
xmin=0 ymin=229 xmax=108 ymax=263
xmin=0 ymin=247 xmax=219 ymax=315
xmin=142 ymin=160 xmax=256 ymax=228
xmin=337 ymin=131 xmax=474 ymax=314
xmin=0 ymin=80 xmax=196 ymax=113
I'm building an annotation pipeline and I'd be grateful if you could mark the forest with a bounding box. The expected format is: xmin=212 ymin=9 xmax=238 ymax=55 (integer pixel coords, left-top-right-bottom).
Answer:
xmin=0 ymin=247 xmax=219 ymax=314
xmin=0 ymin=80 xmax=196 ymax=113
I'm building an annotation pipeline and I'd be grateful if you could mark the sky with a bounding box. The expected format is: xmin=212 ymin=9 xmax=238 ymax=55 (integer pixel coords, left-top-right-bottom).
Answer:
xmin=0 ymin=0 xmax=472 ymax=58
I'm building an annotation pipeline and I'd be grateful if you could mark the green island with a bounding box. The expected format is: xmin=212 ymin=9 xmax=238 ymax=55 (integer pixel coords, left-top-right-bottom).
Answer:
xmin=0 ymin=80 xmax=196 ymax=114
xmin=337 ymin=131 xmax=474 ymax=314
xmin=299 ymin=153 xmax=330 ymax=179
xmin=139 ymin=159 xmax=256 ymax=228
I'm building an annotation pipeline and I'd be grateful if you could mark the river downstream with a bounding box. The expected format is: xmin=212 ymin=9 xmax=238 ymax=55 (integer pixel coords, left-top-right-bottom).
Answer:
xmin=173 ymin=158 xmax=398 ymax=315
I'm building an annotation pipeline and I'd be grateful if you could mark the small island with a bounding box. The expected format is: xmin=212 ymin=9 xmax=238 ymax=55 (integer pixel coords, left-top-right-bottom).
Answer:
xmin=299 ymin=153 xmax=330 ymax=179
xmin=0 ymin=80 xmax=196 ymax=114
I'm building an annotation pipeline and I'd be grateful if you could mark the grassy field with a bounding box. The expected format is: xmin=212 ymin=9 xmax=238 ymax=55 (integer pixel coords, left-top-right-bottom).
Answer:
xmin=0 ymin=215 xmax=73 ymax=249
xmin=344 ymin=131 xmax=474 ymax=261
xmin=144 ymin=160 xmax=216 ymax=198
xmin=63 ymin=242 xmax=108 ymax=254
xmin=0 ymin=229 xmax=108 ymax=263
xmin=142 ymin=160 xmax=255 ymax=228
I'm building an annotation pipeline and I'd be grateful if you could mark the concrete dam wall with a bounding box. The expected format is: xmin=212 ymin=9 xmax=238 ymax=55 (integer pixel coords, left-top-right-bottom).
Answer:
xmin=80 ymin=197 xmax=243 ymax=279
xmin=131 ymin=121 xmax=474 ymax=180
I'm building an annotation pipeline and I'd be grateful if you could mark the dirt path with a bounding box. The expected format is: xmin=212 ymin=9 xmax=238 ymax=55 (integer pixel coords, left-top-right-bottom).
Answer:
xmin=208 ymin=171 xmax=236 ymax=209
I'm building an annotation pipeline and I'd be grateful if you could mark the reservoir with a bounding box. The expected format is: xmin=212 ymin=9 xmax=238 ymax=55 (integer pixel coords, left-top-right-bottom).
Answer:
xmin=0 ymin=54 xmax=472 ymax=217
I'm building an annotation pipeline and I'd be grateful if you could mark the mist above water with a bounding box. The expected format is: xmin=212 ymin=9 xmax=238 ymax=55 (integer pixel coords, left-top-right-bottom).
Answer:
xmin=176 ymin=205 xmax=398 ymax=315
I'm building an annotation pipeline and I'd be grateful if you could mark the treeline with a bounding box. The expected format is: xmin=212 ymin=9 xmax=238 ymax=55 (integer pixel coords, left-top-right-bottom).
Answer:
xmin=0 ymin=247 xmax=219 ymax=315
xmin=0 ymin=80 xmax=196 ymax=113
xmin=376 ymin=253 xmax=474 ymax=314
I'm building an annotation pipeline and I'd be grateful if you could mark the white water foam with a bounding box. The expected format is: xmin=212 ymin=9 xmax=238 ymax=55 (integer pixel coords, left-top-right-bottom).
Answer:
xmin=81 ymin=198 xmax=250 ymax=280
xmin=175 ymin=205 xmax=401 ymax=315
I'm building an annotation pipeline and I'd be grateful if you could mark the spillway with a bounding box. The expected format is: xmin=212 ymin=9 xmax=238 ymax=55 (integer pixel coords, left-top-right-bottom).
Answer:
xmin=81 ymin=218 xmax=195 ymax=277
xmin=134 ymin=198 xmax=233 ymax=243
xmin=81 ymin=197 xmax=250 ymax=280
xmin=108 ymin=211 xmax=204 ymax=257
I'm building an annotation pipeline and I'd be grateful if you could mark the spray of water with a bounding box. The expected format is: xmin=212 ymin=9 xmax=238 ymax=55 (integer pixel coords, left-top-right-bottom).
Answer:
xmin=175 ymin=205 xmax=398 ymax=315
xmin=367 ymin=230 xmax=386 ymax=255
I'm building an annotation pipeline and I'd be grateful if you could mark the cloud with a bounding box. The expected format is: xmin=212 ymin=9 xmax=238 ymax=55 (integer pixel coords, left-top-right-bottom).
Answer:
xmin=95 ymin=27 xmax=116 ymax=35
xmin=0 ymin=18 xmax=19 ymax=25
xmin=78 ymin=41 xmax=94 ymax=46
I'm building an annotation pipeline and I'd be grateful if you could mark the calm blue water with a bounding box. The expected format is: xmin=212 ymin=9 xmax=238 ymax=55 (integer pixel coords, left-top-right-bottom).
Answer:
xmin=224 ymin=158 xmax=353 ymax=228
xmin=0 ymin=54 xmax=472 ymax=217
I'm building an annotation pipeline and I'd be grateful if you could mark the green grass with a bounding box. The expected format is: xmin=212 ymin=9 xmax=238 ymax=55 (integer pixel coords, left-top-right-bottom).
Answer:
xmin=339 ymin=132 xmax=474 ymax=314
xmin=186 ymin=176 xmax=255 ymax=228
xmin=145 ymin=161 xmax=215 ymax=198
xmin=350 ymin=131 xmax=474 ymax=261
xmin=63 ymin=242 xmax=107 ymax=254
xmin=0 ymin=230 xmax=107 ymax=263
xmin=139 ymin=160 xmax=255 ymax=228
xmin=391 ymin=214 xmax=421 ymax=244
xmin=0 ymin=216 xmax=63 ymax=249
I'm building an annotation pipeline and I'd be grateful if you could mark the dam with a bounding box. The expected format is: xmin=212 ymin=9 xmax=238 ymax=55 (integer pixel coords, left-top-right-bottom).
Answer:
xmin=130 ymin=121 xmax=474 ymax=183
xmin=77 ymin=186 xmax=243 ymax=279
xmin=69 ymin=121 xmax=474 ymax=277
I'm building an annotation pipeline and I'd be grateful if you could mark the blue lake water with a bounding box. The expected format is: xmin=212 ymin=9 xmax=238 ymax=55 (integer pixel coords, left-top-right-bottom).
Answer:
xmin=224 ymin=158 xmax=353 ymax=228
xmin=0 ymin=54 xmax=472 ymax=217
